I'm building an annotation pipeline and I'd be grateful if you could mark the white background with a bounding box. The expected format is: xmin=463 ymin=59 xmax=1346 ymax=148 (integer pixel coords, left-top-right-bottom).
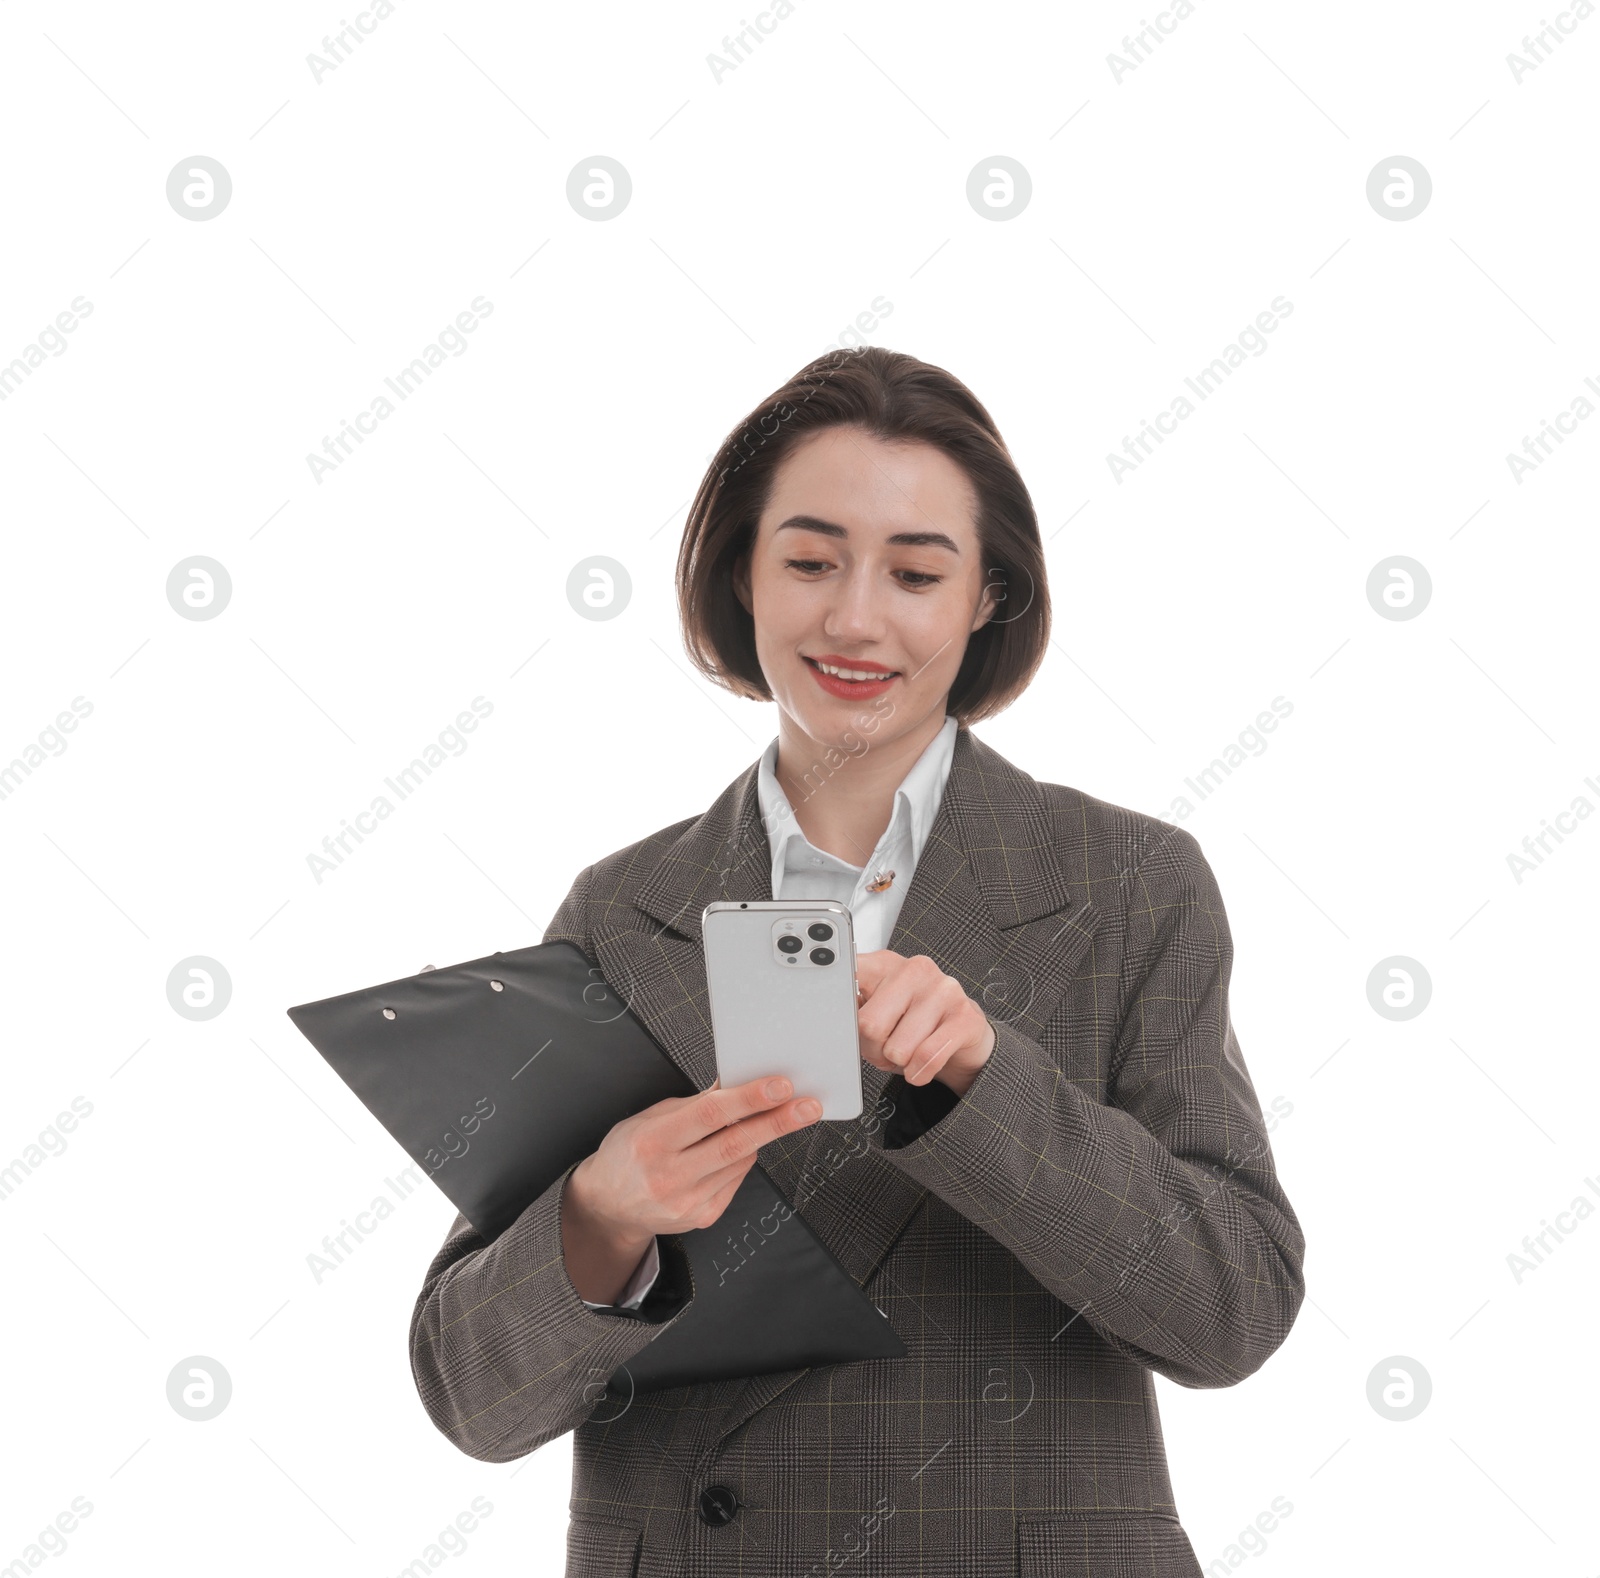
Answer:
xmin=2 ymin=0 xmax=1596 ymax=1573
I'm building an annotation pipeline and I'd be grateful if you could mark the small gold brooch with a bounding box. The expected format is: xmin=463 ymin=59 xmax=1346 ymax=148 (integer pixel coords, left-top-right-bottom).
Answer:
xmin=866 ymin=869 xmax=896 ymax=893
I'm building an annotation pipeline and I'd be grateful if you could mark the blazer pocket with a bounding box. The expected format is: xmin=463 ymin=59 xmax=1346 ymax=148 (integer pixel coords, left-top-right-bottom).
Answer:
xmin=564 ymin=1515 xmax=642 ymax=1577
xmin=1017 ymin=1514 xmax=1201 ymax=1577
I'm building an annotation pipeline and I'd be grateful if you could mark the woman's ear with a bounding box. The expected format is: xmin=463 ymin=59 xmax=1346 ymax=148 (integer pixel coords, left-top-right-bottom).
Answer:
xmin=733 ymin=548 xmax=753 ymax=615
xmin=971 ymin=570 xmax=1001 ymax=632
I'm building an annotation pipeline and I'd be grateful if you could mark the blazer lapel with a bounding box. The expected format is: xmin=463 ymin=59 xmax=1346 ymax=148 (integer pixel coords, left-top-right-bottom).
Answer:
xmin=591 ymin=724 xmax=1105 ymax=1445
xmin=784 ymin=724 xmax=1102 ymax=1283
xmin=591 ymin=762 xmax=827 ymax=1202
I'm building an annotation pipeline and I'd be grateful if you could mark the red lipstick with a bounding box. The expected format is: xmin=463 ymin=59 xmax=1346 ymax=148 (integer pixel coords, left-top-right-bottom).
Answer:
xmin=802 ymin=653 xmax=900 ymax=700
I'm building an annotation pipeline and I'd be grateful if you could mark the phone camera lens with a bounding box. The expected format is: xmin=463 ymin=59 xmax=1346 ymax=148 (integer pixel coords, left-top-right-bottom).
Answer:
xmin=777 ymin=934 xmax=803 ymax=954
xmin=809 ymin=946 xmax=835 ymax=966
xmin=807 ymin=922 xmax=834 ymax=942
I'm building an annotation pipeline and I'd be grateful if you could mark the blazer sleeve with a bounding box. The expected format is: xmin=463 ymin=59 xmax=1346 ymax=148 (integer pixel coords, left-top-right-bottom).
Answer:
xmin=407 ymin=862 xmax=696 ymax=1462
xmin=873 ymin=825 xmax=1306 ymax=1390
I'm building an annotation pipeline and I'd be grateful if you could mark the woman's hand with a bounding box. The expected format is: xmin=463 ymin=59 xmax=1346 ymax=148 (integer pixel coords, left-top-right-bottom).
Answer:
xmin=561 ymin=1075 xmax=821 ymax=1302
xmin=854 ymin=950 xmax=997 ymax=1097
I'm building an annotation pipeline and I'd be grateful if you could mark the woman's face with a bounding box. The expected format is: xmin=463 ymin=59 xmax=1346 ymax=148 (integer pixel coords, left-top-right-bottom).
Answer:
xmin=733 ymin=424 xmax=998 ymax=749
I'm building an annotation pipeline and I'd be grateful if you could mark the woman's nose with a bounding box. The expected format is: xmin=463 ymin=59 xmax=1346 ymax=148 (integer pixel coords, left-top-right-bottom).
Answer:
xmin=822 ymin=570 xmax=885 ymax=636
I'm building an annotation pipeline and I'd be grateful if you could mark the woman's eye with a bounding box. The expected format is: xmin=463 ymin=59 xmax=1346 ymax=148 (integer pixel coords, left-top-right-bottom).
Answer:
xmin=781 ymin=558 xmax=941 ymax=588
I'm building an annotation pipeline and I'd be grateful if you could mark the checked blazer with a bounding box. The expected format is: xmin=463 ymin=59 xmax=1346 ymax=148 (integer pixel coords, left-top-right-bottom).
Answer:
xmin=409 ymin=723 xmax=1306 ymax=1577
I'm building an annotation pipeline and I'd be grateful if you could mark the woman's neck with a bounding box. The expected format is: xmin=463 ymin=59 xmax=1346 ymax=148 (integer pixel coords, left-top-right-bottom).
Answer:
xmin=773 ymin=710 xmax=948 ymax=870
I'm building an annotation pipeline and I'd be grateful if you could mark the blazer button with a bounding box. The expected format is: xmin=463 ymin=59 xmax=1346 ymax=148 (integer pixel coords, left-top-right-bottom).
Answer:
xmin=696 ymin=1484 xmax=741 ymax=1525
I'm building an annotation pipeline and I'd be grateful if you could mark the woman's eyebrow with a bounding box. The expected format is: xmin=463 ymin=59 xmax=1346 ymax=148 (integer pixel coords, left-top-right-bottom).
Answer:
xmin=774 ymin=515 xmax=962 ymax=554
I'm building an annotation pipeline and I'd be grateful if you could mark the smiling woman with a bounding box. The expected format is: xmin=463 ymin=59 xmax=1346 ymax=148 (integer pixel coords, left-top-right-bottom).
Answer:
xmin=673 ymin=347 xmax=1052 ymax=874
xmin=680 ymin=348 xmax=1049 ymax=729
xmin=408 ymin=345 xmax=1304 ymax=1578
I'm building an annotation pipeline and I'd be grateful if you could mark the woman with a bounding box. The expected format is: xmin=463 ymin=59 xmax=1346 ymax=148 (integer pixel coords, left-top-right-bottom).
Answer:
xmin=409 ymin=347 xmax=1305 ymax=1577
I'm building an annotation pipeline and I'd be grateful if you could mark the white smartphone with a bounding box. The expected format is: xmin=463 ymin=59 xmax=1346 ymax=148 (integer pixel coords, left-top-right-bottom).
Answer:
xmin=702 ymin=899 xmax=863 ymax=1121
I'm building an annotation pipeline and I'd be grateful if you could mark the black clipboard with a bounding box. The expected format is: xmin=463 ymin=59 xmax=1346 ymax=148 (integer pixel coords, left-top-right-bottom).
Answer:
xmin=286 ymin=938 xmax=905 ymax=1393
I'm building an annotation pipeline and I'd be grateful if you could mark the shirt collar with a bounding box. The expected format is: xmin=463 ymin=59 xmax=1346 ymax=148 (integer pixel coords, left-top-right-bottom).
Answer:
xmin=756 ymin=715 xmax=959 ymax=890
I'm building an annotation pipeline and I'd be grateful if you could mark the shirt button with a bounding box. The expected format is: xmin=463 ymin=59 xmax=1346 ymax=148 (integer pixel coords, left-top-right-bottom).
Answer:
xmin=697 ymin=1484 xmax=741 ymax=1525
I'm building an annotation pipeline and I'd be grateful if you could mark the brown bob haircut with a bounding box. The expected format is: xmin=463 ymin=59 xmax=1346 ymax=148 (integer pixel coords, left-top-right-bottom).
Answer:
xmin=676 ymin=345 xmax=1050 ymax=727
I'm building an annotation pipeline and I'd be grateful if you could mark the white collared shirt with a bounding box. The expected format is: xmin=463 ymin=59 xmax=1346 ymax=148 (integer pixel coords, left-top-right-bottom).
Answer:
xmin=580 ymin=715 xmax=959 ymax=1312
xmin=755 ymin=713 xmax=959 ymax=954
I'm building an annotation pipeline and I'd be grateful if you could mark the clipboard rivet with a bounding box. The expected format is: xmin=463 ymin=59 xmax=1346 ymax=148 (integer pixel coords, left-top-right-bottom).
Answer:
xmin=489 ymin=980 xmax=504 ymax=992
xmin=382 ymin=1007 xmax=396 ymax=1020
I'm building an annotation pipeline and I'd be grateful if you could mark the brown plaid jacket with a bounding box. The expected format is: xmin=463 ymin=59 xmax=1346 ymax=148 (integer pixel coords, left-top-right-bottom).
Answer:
xmin=409 ymin=724 xmax=1305 ymax=1576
